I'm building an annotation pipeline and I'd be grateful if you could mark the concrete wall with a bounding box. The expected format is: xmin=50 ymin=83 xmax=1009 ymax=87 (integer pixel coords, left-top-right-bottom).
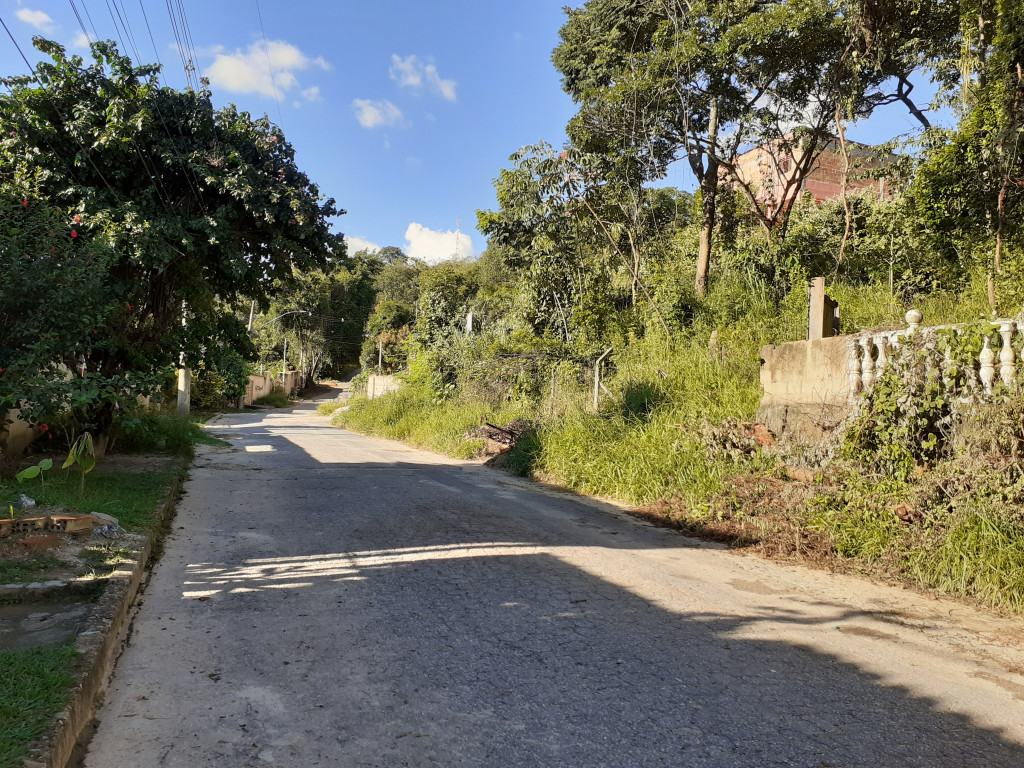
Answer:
xmin=757 ymin=335 xmax=852 ymax=443
xmin=281 ymin=371 xmax=302 ymax=396
xmin=0 ymin=408 xmax=39 ymax=456
xmin=366 ymin=374 xmax=402 ymax=400
xmin=245 ymin=375 xmax=274 ymax=405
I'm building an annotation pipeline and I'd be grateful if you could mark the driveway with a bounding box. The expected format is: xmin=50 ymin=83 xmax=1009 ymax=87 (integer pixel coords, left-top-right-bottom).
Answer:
xmin=82 ymin=395 xmax=1024 ymax=767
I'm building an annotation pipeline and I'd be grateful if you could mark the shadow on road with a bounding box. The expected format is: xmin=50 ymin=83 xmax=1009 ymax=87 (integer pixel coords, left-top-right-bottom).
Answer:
xmin=181 ymin=404 xmax=1024 ymax=767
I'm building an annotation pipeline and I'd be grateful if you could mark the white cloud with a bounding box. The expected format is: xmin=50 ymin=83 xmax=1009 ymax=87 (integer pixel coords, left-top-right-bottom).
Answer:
xmin=389 ymin=55 xmax=422 ymax=88
xmin=404 ymin=223 xmax=476 ymax=265
xmin=16 ymin=9 xmax=55 ymax=32
xmin=345 ymin=235 xmax=381 ymax=254
xmin=352 ymin=99 xmax=404 ymax=129
xmin=301 ymin=86 xmax=322 ymax=102
xmin=205 ymin=40 xmax=329 ymax=100
xmin=425 ymin=64 xmax=457 ymax=102
xmin=389 ymin=54 xmax=457 ymax=102
xmin=71 ymin=30 xmax=91 ymax=49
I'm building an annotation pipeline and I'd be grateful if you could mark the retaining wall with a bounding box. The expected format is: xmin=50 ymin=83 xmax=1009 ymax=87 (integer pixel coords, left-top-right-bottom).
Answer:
xmin=367 ymin=374 xmax=401 ymax=400
xmin=757 ymin=336 xmax=852 ymax=443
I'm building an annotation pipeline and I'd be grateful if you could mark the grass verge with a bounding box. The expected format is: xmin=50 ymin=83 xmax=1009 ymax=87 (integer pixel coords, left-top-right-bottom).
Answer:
xmin=316 ymin=400 xmax=348 ymax=417
xmin=0 ymin=645 xmax=77 ymax=768
xmin=1 ymin=470 xmax=178 ymax=533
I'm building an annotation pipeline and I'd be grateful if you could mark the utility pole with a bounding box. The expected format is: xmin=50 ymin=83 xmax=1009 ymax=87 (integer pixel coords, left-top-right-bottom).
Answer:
xmin=282 ymin=338 xmax=288 ymax=392
xmin=176 ymin=301 xmax=190 ymax=415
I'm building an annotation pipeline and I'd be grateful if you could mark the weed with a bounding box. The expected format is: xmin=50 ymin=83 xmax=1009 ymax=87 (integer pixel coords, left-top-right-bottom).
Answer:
xmin=80 ymin=545 xmax=136 ymax=577
xmin=0 ymin=556 xmax=65 ymax=585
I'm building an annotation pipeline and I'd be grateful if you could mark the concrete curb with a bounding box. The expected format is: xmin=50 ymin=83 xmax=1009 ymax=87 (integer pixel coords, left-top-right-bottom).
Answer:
xmin=20 ymin=466 xmax=187 ymax=768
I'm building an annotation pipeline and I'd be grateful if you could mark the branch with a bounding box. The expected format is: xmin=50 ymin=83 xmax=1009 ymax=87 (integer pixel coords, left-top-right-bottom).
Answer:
xmin=895 ymin=75 xmax=931 ymax=130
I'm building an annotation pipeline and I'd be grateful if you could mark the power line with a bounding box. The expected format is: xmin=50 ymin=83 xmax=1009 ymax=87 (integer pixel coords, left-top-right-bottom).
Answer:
xmin=79 ymin=0 xmax=101 ymax=41
xmin=254 ymin=0 xmax=284 ymax=125
xmin=68 ymin=1 xmax=92 ymax=46
xmin=134 ymin=0 xmax=208 ymax=209
xmin=164 ymin=0 xmax=193 ymax=88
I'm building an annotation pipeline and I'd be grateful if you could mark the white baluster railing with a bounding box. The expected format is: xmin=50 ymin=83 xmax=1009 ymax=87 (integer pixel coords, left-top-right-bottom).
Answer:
xmin=845 ymin=310 xmax=1021 ymax=402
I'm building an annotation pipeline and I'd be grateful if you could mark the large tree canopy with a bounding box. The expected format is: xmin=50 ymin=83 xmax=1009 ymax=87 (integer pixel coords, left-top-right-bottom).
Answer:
xmin=0 ymin=39 xmax=344 ymax=447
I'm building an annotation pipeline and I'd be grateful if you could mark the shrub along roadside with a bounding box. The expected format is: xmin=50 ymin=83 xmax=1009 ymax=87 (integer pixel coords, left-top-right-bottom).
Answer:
xmin=254 ymin=385 xmax=292 ymax=408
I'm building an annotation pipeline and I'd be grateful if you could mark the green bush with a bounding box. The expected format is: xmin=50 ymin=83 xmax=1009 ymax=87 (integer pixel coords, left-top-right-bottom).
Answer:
xmin=112 ymin=411 xmax=212 ymax=456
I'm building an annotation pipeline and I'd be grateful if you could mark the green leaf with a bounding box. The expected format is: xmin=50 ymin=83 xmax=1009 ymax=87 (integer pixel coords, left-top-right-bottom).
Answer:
xmin=16 ymin=465 xmax=40 ymax=482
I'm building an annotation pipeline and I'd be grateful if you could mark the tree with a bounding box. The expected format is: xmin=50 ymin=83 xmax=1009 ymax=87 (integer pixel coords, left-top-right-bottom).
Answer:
xmin=553 ymin=0 xmax=957 ymax=295
xmin=0 ymin=39 xmax=344 ymax=445
xmin=912 ymin=0 xmax=1024 ymax=312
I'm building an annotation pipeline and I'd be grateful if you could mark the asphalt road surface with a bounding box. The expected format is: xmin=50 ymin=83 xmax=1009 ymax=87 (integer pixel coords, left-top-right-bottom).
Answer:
xmin=83 ymin=394 xmax=1024 ymax=767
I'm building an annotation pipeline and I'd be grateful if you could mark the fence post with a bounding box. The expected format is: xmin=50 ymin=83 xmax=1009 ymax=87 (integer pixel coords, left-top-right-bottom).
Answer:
xmin=593 ymin=348 xmax=613 ymax=411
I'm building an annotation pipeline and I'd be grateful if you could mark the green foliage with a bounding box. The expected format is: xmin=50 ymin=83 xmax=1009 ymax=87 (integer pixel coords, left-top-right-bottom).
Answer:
xmin=316 ymin=401 xmax=347 ymax=417
xmin=0 ymin=645 xmax=76 ymax=768
xmin=908 ymin=512 xmax=1024 ymax=612
xmin=112 ymin=411 xmax=214 ymax=456
xmin=417 ymin=263 xmax=479 ymax=343
xmin=191 ymin=347 xmax=250 ymax=410
xmin=0 ymin=38 xmax=343 ymax=444
xmin=335 ymin=386 xmax=532 ymax=460
xmin=808 ymin=477 xmax=907 ymax=560
xmin=15 ymin=458 xmax=53 ymax=485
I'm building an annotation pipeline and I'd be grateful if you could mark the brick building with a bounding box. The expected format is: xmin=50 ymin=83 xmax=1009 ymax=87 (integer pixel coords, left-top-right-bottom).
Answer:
xmin=729 ymin=133 xmax=895 ymax=213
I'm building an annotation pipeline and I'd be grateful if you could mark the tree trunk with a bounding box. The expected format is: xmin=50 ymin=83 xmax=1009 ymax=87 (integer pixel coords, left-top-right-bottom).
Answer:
xmin=695 ymin=101 xmax=720 ymax=298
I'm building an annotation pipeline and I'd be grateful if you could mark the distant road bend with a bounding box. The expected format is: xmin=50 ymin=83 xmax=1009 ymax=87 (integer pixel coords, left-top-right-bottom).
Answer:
xmin=82 ymin=394 xmax=1024 ymax=767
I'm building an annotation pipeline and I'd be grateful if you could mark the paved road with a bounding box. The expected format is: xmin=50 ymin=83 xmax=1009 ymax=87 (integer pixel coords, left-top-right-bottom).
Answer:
xmin=84 ymin=395 xmax=1024 ymax=767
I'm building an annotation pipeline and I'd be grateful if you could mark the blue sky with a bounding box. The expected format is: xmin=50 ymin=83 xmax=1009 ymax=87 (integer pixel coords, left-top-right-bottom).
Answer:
xmin=1 ymin=1 xmax=950 ymax=264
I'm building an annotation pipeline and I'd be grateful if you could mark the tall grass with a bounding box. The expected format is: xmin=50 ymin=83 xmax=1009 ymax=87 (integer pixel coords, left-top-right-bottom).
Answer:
xmin=335 ymin=388 xmax=534 ymax=459
xmin=908 ymin=513 xmax=1024 ymax=613
xmin=338 ymin=335 xmax=763 ymax=505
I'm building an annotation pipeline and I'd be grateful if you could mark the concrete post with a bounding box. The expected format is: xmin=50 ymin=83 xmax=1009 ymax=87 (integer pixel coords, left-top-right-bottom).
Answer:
xmin=176 ymin=367 xmax=191 ymax=415
xmin=808 ymin=277 xmax=839 ymax=340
